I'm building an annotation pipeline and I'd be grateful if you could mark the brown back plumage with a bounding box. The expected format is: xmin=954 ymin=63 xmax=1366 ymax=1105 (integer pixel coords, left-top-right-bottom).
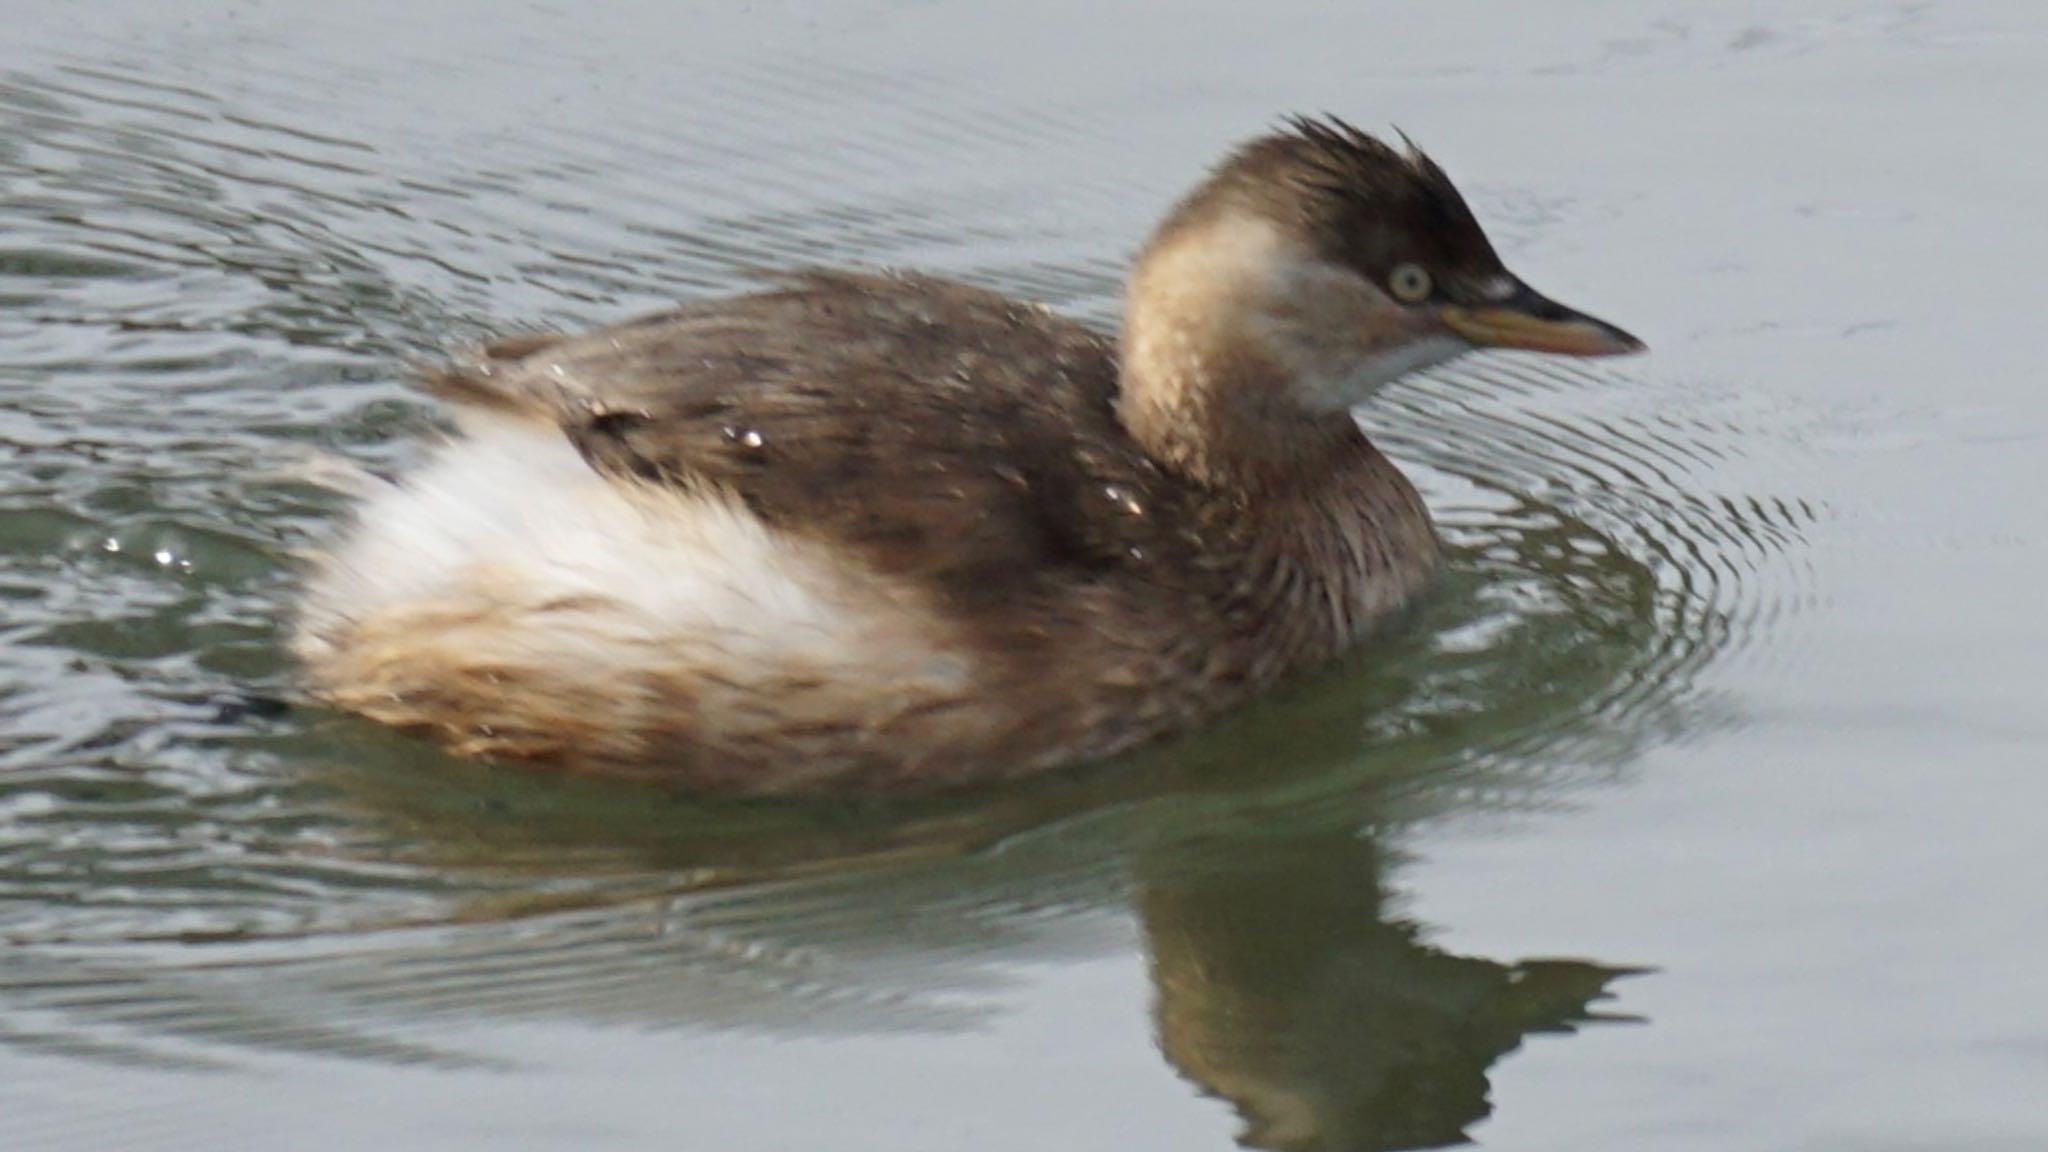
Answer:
xmin=300 ymin=118 xmax=1536 ymax=790
xmin=427 ymin=270 xmax=1196 ymax=603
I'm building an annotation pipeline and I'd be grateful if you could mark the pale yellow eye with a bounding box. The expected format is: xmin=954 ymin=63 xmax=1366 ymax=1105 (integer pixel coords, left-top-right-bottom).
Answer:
xmin=1387 ymin=263 xmax=1433 ymax=304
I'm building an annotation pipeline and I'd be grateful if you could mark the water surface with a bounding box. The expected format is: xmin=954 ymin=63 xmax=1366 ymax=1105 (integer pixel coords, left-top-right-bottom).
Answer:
xmin=4 ymin=2 xmax=2045 ymax=1149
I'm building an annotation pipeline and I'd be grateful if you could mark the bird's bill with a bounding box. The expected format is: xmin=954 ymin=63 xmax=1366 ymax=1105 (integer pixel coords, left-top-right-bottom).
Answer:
xmin=1441 ymin=282 xmax=1645 ymax=357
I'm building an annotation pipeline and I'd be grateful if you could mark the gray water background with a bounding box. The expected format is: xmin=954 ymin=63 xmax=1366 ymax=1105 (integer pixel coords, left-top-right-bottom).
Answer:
xmin=4 ymin=2 xmax=2045 ymax=1148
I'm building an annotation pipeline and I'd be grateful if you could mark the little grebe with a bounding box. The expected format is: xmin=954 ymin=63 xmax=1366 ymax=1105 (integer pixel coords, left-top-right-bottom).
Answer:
xmin=295 ymin=117 xmax=1642 ymax=792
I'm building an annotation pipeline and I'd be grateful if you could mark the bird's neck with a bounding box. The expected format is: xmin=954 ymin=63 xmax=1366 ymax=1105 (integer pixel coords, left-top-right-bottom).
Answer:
xmin=1114 ymin=216 xmax=1363 ymax=493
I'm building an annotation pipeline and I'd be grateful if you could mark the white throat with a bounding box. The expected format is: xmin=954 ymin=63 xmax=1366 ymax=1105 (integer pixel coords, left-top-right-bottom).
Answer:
xmin=1297 ymin=333 xmax=1470 ymax=412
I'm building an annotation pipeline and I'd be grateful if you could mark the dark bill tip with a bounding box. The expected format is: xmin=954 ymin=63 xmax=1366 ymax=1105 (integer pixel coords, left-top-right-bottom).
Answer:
xmin=1440 ymin=282 xmax=1645 ymax=357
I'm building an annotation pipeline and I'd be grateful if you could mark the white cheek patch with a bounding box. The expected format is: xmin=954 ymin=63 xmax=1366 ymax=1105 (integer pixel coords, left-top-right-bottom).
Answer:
xmin=1292 ymin=333 xmax=1470 ymax=412
xmin=1346 ymin=332 xmax=1471 ymax=394
xmin=1252 ymin=255 xmax=1477 ymax=413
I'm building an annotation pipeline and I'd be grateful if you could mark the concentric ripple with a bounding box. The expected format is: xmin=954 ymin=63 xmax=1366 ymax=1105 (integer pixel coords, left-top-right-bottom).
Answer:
xmin=1 ymin=39 xmax=1813 ymax=1107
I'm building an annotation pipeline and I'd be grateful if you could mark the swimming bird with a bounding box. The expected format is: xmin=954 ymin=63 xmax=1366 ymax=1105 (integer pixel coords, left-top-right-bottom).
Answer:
xmin=294 ymin=116 xmax=1642 ymax=792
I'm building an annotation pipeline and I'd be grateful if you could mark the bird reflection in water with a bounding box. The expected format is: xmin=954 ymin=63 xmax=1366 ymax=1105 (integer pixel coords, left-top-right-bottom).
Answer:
xmin=1140 ymin=827 xmax=1636 ymax=1151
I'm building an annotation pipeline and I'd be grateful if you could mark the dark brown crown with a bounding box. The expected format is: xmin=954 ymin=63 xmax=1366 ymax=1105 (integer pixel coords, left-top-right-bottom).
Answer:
xmin=1153 ymin=115 xmax=1508 ymax=303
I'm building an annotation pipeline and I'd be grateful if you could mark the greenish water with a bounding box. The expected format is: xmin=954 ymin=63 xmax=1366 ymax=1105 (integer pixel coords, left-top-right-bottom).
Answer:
xmin=4 ymin=2 xmax=2045 ymax=1149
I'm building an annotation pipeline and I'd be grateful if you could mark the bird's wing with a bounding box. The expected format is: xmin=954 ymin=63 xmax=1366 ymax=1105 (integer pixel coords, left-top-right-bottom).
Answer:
xmin=420 ymin=271 xmax=1173 ymax=599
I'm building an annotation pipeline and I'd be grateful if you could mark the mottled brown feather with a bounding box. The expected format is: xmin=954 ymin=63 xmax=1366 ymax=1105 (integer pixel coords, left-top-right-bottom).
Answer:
xmin=390 ymin=267 xmax=1441 ymax=786
xmin=298 ymin=117 xmax=1564 ymax=791
xmin=427 ymin=271 xmax=1182 ymax=594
